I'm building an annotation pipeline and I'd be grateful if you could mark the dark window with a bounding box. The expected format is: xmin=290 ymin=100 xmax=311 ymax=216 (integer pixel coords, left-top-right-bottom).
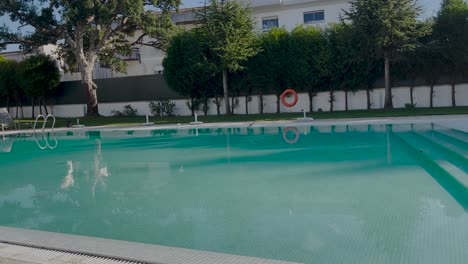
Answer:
xmin=262 ymin=17 xmax=279 ymax=31
xmin=304 ymin=11 xmax=325 ymax=24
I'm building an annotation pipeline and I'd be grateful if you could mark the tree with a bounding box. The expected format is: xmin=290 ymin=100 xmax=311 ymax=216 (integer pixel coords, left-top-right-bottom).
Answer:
xmin=163 ymin=30 xmax=215 ymax=116
xmin=344 ymin=0 xmax=426 ymax=109
xmin=0 ymin=59 xmax=23 ymax=117
xmin=0 ymin=56 xmax=7 ymax=107
xmin=394 ymin=48 xmax=424 ymax=107
xmin=316 ymin=25 xmax=351 ymax=112
xmin=290 ymin=26 xmax=324 ymax=112
xmin=433 ymin=0 xmax=468 ymax=106
xmin=0 ymin=0 xmax=180 ymax=116
xmin=340 ymin=18 xmax=382 ymax=110
xmin=21 ymin=54 xmax=61 ymax=116
xmin=198 ymin=0 xmax=258 ymax=115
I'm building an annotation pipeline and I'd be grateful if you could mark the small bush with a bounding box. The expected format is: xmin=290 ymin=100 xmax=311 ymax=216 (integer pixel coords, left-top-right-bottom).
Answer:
xmin=149 ymin=99 xmax=176 ymax=116
xmin=405 ymin=103 xmax=416 ymax=109
xmin=112 ymin=104 xmax=138 ymax=117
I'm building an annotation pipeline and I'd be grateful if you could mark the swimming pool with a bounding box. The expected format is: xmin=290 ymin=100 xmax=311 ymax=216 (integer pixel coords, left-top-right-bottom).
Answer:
xmin=1 ymin=123 xmax=467 ymax=264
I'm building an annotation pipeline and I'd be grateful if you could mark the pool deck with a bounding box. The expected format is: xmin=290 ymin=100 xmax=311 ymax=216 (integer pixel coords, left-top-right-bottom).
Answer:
xmin=0 ymin=227 xmax=301 ymax=264
xmin=2 ymin=114 xmax=468 ymax=137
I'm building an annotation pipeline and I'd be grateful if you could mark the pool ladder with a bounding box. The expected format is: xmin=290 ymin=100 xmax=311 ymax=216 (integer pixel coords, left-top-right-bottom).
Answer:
xmin=33 ymin=114 xmax=58 ymax=150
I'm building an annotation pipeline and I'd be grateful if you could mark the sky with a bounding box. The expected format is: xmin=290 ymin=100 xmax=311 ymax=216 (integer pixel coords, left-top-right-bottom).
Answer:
xmin=1 ymin=0 xmax=443 ymax=52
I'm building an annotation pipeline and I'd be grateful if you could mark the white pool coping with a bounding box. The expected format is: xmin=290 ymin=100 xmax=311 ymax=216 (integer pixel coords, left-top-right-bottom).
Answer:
xmin=1 ymin=114 xmax=468 ymax=136
xmin=0 ymin=227 xmax=301 ymax=264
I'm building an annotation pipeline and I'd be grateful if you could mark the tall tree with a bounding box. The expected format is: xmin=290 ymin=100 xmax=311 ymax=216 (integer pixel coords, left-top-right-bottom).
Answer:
xmin=21 ymin=54 xmax=61 ymax=116
xmin=289 ymin=25 xmax=323 ymax=112
xmin=0 ymin=0 xmax=180 ymax=116
xmin=198 ymin=0 xmax=258 ymax=115
xmin=163 ymin=30 xmax=215 ymax=116
xmin=433 ymin=0 xmax=468 ymax=106
xmin=0 ymin=59 xmax=23 ymax=117
xmin=344 ymin=0 xmax=426 ymax=109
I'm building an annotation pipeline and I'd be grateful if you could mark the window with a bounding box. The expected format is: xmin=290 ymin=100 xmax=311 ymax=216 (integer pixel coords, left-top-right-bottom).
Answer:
xmin=118 ymin=48 xmax=141 ymax=61
xmin=303 ymin=10 xmax=325 ymax=24
xmin=262 ymin=16 xmax=279 ymax=31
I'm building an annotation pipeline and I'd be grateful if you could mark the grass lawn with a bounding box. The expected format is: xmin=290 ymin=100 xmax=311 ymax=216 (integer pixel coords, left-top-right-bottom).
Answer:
xmin=13 ymin=106 xmax=468 ymax=129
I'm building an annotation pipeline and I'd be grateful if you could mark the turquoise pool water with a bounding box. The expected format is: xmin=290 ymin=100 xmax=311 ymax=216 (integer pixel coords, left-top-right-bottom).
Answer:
xmin=1 ymin=124 xmax=467 ymax=264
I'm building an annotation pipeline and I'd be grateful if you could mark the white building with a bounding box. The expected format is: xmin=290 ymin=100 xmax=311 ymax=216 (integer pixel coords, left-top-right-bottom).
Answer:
xmin=251 ymin=0 xmax=350 ymax=32
xmin=56 ymin=0 xmax=349 ymax=82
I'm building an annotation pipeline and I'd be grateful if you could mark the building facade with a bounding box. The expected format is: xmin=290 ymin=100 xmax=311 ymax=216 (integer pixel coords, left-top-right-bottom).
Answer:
xmin=56 ymin=0 xmax=350 ymax=82
xmin=251 ymin=0 xmax=349 ymax=32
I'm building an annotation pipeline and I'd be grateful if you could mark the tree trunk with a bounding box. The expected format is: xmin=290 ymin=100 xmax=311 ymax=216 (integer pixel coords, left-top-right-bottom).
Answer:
xmin=308 ymin=91 xmax=314 ymax=113
xmin=43 ymin=97 xmax=49 ymax=115
xmin=190 ymin=98 xmax=195 ymax=116
xmin=215 ymin=96 xmax=221 ymax=115
xmin=31 ymin=98 xmax=35 ymax=118
xmin=410 ymin=85 xmax=414 ymax=107
xmin=39 ymin=100 xmax=43 ymax=115
xmin=430 ymin=84 xmax=434 ymax=108
xmin=19 ymin=101 xmax=24 ymax=119
xmin=329 ymin=88 xmax=334 ymax=112
xmin=384 ymin=52 xmax=393 ymax=109
xmin=345 ymin=89 xmax=348 ymax=111
xmin=245 ymin=95 xmax=249 ymax=115
xmin=204 ymin=97 xmax=208 ymax=116
xmin=276 ymin=94 xmax=280 ymax=114
xmin=222 ymin=69 xmax=231 ymax=115
xmin=81 ymin=64 xmax=99 ymax=116
xmin=231 ymin=97 xmax=235 ymax=114
xmin=366 ymin=87 xmax=371 ymax=110
xmin=259 ymin=94 xmax=264 ymax=114
xmin=451 ymin=83 xmax=456 ymax=107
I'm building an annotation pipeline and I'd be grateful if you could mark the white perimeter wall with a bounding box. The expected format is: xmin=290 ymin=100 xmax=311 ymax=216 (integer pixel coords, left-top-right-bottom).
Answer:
xmin=6 ymin=84 xmax=468 ymax=118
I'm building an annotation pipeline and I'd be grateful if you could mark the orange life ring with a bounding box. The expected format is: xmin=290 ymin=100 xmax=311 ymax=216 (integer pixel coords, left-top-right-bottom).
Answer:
xmin=280 ymin=88 xmax=298 ymax=108
xmin=282 ymin=127 xmax=300 ymax=144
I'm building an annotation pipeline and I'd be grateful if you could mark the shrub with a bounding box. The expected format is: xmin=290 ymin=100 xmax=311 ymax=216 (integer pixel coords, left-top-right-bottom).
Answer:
xmin=149 ymin=99 xmax=176 ymax=116
xmin=112 ymin=104 xmax=138 ymax=116
xmin=405 ymin=103 xmax=416 ymax=109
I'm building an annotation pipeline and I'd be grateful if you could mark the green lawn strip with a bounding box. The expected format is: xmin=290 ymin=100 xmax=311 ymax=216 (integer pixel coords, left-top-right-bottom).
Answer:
xmin=13 ymin=107 xmax=468 ymax=129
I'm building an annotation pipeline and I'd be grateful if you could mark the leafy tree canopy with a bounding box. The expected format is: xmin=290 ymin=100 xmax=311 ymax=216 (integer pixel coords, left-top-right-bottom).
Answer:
xmin=0 ymin=0 xmax=181 ymax=115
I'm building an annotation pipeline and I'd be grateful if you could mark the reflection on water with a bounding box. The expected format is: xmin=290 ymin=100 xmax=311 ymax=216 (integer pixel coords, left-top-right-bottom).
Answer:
xmin=0 ymin=124 xmax=467 ymax=264
xmin=60 ymin=161 xmax=74 ymax=190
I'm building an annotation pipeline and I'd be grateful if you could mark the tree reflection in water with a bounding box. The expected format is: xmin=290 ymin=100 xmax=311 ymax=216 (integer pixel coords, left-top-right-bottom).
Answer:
xmin=91 ymin=139 xmax=110 ymax=199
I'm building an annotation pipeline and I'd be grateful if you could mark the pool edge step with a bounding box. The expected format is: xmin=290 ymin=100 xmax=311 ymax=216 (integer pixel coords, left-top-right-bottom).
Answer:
xmin=391 ymin=132 xmax=468 ymax=210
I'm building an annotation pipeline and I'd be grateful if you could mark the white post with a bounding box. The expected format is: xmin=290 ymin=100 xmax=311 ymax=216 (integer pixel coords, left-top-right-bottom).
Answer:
xmin=146 ymin=115 xmax=150 ymax=124
xmin=190 ymin=113 xmax=203 ymax=125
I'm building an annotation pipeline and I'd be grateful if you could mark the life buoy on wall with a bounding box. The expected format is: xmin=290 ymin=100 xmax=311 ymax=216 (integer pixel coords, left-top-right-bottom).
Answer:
xmin=282 ymin=126 xmax=300 ymax=144
xmin=280 ymin=88 xmax=299 ymax=108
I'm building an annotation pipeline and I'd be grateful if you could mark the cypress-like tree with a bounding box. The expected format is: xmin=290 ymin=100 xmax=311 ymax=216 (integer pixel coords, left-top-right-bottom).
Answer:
xmin=433 ymin=0 xmax=468 ymax=106
xmin=344 ymin=0 xmax=427 ymax=109
xmin=198 ymin=0 xmax=258 ymax=115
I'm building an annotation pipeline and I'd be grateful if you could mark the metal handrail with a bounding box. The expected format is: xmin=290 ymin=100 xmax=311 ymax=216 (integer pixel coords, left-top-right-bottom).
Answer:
xmin=33 ymin=115 xmax=45 ymax=134
xmin=43 ymin=114 xmax=56 ymax=132
xmin=33 ymin=114 xmax=57 ymax=150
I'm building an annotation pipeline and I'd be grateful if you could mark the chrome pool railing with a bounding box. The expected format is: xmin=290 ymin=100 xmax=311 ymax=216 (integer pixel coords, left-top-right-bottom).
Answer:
xmin=33 ymin=114 xmax=58 ymax=150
